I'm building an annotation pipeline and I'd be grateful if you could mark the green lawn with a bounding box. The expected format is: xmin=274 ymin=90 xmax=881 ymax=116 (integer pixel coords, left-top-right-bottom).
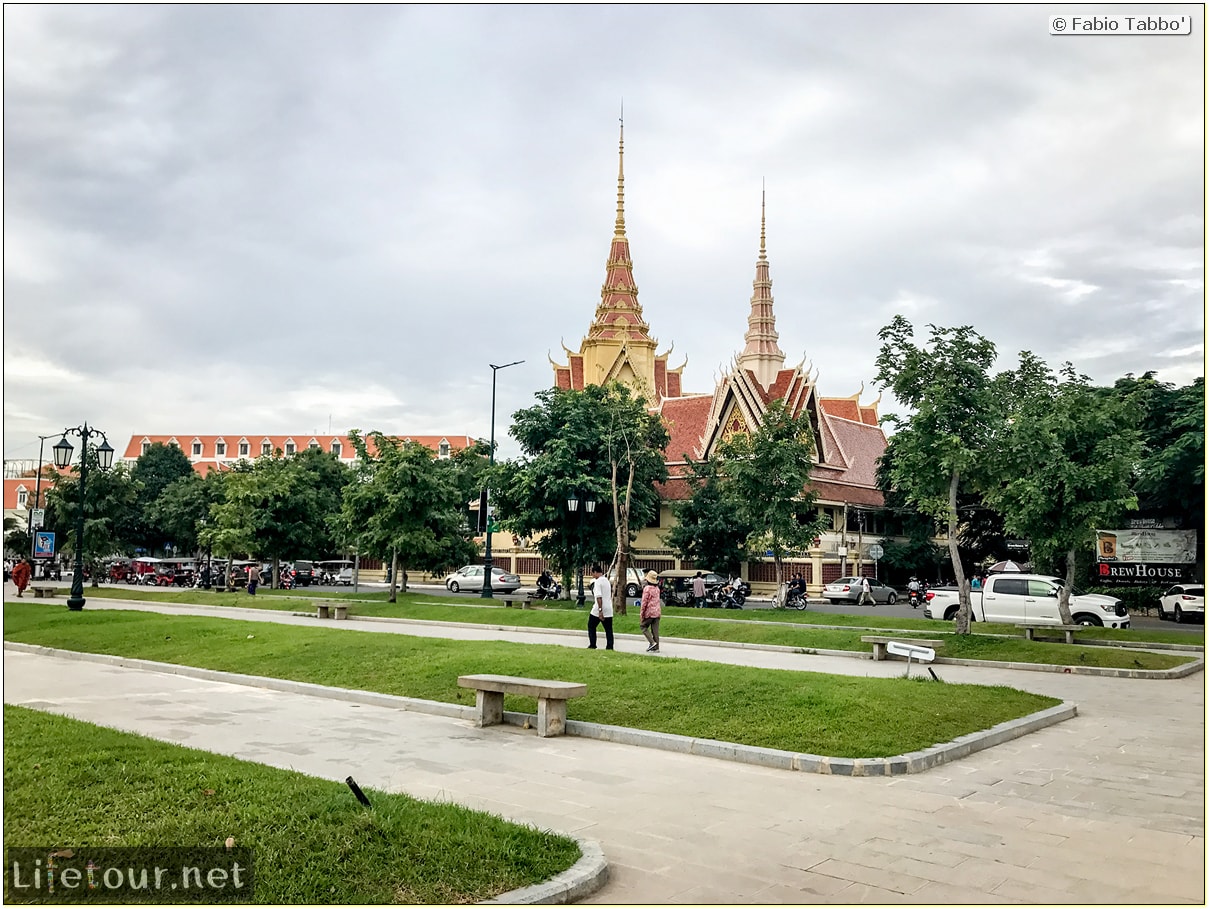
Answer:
xmin=3 ymin=705 xmax=580 ymax=904
xmin=50 ymin=587 xmax=1199 ymax=669
xmin=4 ymin=604 xmax=1060 ymax=758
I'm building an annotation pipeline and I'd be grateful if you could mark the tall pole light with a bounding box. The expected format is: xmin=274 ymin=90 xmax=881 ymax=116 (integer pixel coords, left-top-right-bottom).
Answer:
xmin=567 ymin=491 xmax=597 ymax=606
xmin=28 ymin=434 xmax=57 ymax=562
xmin=52 ymin=424 xmax=115 ymax=611
xmin=481 ymin=360 xmax=524 ymax=599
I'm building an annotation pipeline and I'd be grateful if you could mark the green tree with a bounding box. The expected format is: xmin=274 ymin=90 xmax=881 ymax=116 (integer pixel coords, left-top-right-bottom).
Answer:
xmin=339 ymin=431 xmax=479 ymax=603
xmin=130 ymin=442 xmax=196 ymax=555
xmin=44 ymin=451 xmax=140 ymax=584
xmin=5 ymin=517 xmax=32 ymax=561
xmin=148 ymin=470 xmax=227 ymax=557
xmin=492 ymin=385 xmax=667 ymax=602
xmin=987 ymin=358 xmax=1143 ymax=623
xmin=714 ymin=399 xmax=827 ymax=596
xmin=665 ymin=457 xmax=754 ymax=575
xmin=874 ymin=317 xmax=1002 ymax=633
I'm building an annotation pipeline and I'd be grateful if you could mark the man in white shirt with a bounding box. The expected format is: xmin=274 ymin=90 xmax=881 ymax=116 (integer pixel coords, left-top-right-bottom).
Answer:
xmin=857 ymin=575 xmax=874 ymax=606
xmin=588 ymin=565 xmax=614 ymax=650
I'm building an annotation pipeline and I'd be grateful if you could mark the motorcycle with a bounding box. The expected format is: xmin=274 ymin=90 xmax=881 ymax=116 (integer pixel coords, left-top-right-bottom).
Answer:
xmin=908 ymin=589 xmax=922 ymax=609
xmin=785 ymin=589 xmax=808 ymax=610
xmin=533 ymin=580 xmax=562 ymax=601
xmin=705 ymin=585 xmax=744 ymax=609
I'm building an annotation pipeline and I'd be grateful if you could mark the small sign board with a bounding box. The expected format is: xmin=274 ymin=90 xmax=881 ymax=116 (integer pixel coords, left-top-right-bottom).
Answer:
xmin=886 ymin=640 xmax=935 ymax=662
xmin=30 ymin=508 xmax=45 ymax=529
xmin=867 ymin=543 xmax=884 ymax=560
xmin=33 ymin=532 xmax=55 ymax=559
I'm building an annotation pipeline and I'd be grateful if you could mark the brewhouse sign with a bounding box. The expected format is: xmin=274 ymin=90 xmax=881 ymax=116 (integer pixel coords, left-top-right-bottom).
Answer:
xmin=1094 ymin=527 xmax=1199 ymax=586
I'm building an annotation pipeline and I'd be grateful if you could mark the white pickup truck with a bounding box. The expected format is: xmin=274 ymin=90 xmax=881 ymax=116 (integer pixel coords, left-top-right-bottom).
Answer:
xmin=923 ymin=574 xmax=1130 ymax=629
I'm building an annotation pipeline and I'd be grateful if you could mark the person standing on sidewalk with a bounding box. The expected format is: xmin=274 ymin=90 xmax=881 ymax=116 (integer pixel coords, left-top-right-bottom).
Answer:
xmin=12 ymin=558 xmax=32 ymax=597
xmin=640 ymin=570 xmax=662 ymax=652
xmin=246 ymin=563 xmax=259 ymax=596
xmin=587 ymin=565 xmax=614 ymax=650
xmin=691 ymin=571 xmax=706 ymax=609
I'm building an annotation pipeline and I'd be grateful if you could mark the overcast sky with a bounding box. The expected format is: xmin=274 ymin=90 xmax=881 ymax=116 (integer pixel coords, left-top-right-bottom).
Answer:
xmin=4 ymin=4 xmax=1204 ymax=467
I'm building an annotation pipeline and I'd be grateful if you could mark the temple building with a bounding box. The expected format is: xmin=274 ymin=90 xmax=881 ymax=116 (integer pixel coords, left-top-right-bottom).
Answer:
xmin=546 ymin=125 xmax=890 ymax=592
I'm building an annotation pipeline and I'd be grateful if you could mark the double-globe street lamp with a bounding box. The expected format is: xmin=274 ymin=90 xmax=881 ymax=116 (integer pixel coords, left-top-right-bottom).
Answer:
xmin=481 ymin=360 xmax=524 ymax=599
xmin=566 ymin=492 xmax=597 ymax=606
xmin=51 ymin=424 xmax=115 ymax=611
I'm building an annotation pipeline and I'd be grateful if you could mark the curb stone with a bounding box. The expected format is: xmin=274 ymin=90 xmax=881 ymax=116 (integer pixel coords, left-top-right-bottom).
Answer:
xmin=482 ymin=837 xmax=608 ymax=904
xmin=6 ymin=643 xmax=1078 ymax=776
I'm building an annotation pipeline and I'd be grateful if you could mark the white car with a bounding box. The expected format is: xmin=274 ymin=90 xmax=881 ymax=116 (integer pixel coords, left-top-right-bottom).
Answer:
xmin=609 ymin=566 xmax=646 ymax=598
xmin=444 ymin=565 xmax=522 ymax=593
xmin=822 ymin=577 xmax=898 ymax=605
xmin=1158 ymin=585 xmax=1204 ymax=624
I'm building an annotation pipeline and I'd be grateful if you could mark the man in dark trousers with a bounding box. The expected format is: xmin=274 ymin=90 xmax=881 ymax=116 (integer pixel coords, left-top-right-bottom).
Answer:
xmin=587 ymin=565 xmax=614 ymax=650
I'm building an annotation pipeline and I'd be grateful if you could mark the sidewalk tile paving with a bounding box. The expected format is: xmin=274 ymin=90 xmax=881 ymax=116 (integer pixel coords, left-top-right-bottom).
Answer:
xmin=3 ymin=593 xmax=1204 ymax=904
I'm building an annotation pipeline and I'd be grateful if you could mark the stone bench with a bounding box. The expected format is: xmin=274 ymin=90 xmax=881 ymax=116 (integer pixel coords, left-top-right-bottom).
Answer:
xmin=1017 ymin=623 xmax=1085 ymax=645
xmin=457 ymin=674 xmax=587 ymax=737
xmin=860 ymin=635 xmax=944 ymax=662
xmin=499 ymin=592 xmax=534 ymax=609
xmin=29 ymin=585 xmax=57 ymax=599
xmin=316 ymin=604 xmax=349 ymax=620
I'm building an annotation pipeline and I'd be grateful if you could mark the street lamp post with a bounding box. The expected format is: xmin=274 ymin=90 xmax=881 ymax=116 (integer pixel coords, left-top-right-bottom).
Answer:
xmin=28 ymin=434 xmax=58 ymax=563
xmin=51 ymin=424 xmax=115 ymax=611
xmin=481 ymin=359 xmax=524 ymax=599
xmin=566 ymin=492 xmax=597 ymax=606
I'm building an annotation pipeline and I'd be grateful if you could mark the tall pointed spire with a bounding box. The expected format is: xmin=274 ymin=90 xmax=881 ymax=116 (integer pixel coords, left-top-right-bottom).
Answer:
xmin=615 ymin=107 xmax=626 ymax=237
xmin=735 ymin=185 xmax=786 ymax=390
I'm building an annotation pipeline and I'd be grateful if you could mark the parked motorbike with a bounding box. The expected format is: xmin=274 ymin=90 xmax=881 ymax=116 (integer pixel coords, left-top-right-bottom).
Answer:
xmin=533 ymin=580 xmax=562 ymax=601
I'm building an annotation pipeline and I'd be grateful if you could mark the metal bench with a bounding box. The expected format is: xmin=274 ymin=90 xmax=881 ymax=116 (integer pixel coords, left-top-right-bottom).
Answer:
xmin=316 ymin=604 xmax=349 ymax=620
xmin=29 ymin=585 xmax=57 ymax=599
xmin=1017 ymin=623 xmax=1085 ymax=645
xmin=860 ymin=635 xmax=944 ymax=662
xmin=457 ymin=674 xmax=587 ymax=737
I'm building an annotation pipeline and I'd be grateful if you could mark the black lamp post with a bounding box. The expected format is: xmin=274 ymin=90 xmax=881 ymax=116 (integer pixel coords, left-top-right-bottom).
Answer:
xmin=566 ymin=492 xmax=597 ymax=606
xmin=51 ymin=424 xmax=115 ymax=611
xmin=481 ymin=359 xmax=524 ymax=598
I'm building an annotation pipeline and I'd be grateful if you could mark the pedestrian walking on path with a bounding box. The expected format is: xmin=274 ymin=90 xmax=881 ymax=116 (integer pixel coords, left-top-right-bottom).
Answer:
xmin=857 ymin=575 xmax=874 ymax=606
xmin=12 ymin=558 xmax=31 ymax=597
xmin=587 ymin=565 xmax=614 ymax=650
xmin=691 ymin=571 xmax=706 ymax=609
xmin=640 ymin=569 xmax=662 ymax=653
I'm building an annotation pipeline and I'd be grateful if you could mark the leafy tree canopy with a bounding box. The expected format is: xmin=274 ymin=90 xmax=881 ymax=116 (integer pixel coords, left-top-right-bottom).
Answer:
xmin=664 ymin=457 xmax=755 ymax=576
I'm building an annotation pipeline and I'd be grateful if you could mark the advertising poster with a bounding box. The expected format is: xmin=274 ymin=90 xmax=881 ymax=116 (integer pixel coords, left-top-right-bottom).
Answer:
xmin=1095 ymin=528 xmax=1197 ymax=563
xmin=33 ymin=532 xmax=55 ymax=559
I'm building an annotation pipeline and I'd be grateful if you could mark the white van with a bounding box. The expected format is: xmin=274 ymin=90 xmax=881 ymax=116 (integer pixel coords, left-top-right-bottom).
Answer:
xmin=926 ymin=574 xmax=1129 ymax=628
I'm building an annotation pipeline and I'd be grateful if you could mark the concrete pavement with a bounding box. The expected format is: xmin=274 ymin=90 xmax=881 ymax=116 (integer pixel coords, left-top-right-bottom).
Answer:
xmin=4 ymin=595 xmax=1205 ymax=903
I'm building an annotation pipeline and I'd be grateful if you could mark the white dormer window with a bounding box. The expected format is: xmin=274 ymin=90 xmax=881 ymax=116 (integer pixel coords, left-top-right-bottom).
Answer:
xmin=438 ymin=439 xmax=451 ymax=459
xmin=284 ymin=439 xmax=296 ymax=455
xmin=308 ymin=438 xmax=319 ymax=450
xmin=141 ymin=438 xmax=151 ymax=455
xmin=261 ymin=440 xmax=272 ymax=456
xmin=168 ymin=437 xmax=180 ymax=449
xmin=331 ymin=440 xmax=342 ymax=457
xmin=192 ymin=439 xmax=203 ymax=457
xmin=17 ymin=488 xmax=28 ymax=508
xmin=215 ymin=440 xmax=227 ymax=457
xmin=238 ymin=439 xmax=249 ymax=457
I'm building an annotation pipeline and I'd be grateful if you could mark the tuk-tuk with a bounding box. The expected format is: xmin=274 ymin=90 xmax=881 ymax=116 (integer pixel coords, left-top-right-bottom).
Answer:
xmin=318 ymin=560 xmax=355 ymax=586
xmin=656 ymin=569 xmax=728 ymax=607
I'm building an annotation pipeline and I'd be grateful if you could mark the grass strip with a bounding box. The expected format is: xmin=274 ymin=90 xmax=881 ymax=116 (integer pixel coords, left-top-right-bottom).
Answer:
xmin=3 ymin=705 xmax=580 ymax=904
xmin=6 ymin=604 xmax=1060 ymax=758
xmin=51 ymin=588 xmax=1199 ymax=669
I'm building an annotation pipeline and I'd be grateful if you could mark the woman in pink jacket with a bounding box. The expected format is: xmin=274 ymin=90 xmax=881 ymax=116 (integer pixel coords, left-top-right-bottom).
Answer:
xmin=640 ymin=570 xmax=662 ymax=653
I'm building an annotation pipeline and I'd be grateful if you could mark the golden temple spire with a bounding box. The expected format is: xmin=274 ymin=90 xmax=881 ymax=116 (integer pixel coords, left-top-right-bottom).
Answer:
xmin=736 ymin=186 xmax=786 ymax=390
xmin=615 ymin=106 xmax=626 ymax=238
xmin=759 ymin=180 xmax=767 ymax=263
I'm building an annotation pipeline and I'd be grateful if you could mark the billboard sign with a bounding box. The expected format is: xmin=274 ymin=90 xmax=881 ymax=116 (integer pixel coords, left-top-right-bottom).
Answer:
xmin=1094 ymin=562 xmax=1197 ymax=585
xmin=33 ymin=532 xmax=55 ymax=559
xmin=1095 ymin=528 xmax=1197 ymax=564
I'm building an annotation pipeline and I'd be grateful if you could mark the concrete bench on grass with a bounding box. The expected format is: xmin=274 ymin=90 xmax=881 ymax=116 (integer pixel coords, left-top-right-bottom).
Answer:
xmin=30 ymin=585 xmax=57 ymax=599
xmin=499 ymin=593 xmax=534 ymax=609
xmin=860 ymin=635 xmax=944 ymax=662
xmin=1017 ymin=623 xmax=1086 ymax=645
xmin=457 ymin=674 xmax=587 ymax=737
xmin=316 ymin=604 xmax=349 ymax=620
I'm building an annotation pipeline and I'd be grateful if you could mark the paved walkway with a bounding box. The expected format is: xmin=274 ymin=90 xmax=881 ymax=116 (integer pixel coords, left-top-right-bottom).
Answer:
xmin=4 ymin=595 xmax=1205 ymax=903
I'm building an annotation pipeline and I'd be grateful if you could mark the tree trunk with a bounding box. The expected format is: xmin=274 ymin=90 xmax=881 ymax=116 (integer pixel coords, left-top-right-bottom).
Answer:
xmin=388 ymin=548 xmax=399 ymax=603
xmin=1058 ymin=547 xmax=1076 ymax=625
xmin=611 ymin=460 xmax=635 ymax=615
xmin=949 ymin=470 xmax=972 ymax=634
xmin=272 ymin=556 xmax=280 ymax=589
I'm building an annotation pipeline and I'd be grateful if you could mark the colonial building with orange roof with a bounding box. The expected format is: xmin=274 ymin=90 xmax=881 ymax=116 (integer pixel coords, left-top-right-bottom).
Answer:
xmin=544 ymin=137 xmax=891 ymax=594
xmin=120 ymin=433 xmax=477 ymax=476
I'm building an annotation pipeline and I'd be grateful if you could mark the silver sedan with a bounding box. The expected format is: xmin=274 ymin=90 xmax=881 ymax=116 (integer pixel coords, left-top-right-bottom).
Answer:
xmin=444 ymin=565 xmax=522 ymax=594
xmin=822 ymin=577 xmax=898 ymax=605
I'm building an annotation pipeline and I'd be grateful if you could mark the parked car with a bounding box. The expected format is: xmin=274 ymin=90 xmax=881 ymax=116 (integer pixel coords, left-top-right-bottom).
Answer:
xmin=290 ymin=559 xmax=316 ymax=587
xmin=823 ymin=576 xmax=897 ymax=605
xmin=609 ymin=566 xmax=647 ymax=598
xmin=1158 ymin=584 xmax=1205 ymax=624
xmin=924 ymin=574 xmax=1129 ymax=628
xmin=445 ymin=565 xmax=522 ymax=593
